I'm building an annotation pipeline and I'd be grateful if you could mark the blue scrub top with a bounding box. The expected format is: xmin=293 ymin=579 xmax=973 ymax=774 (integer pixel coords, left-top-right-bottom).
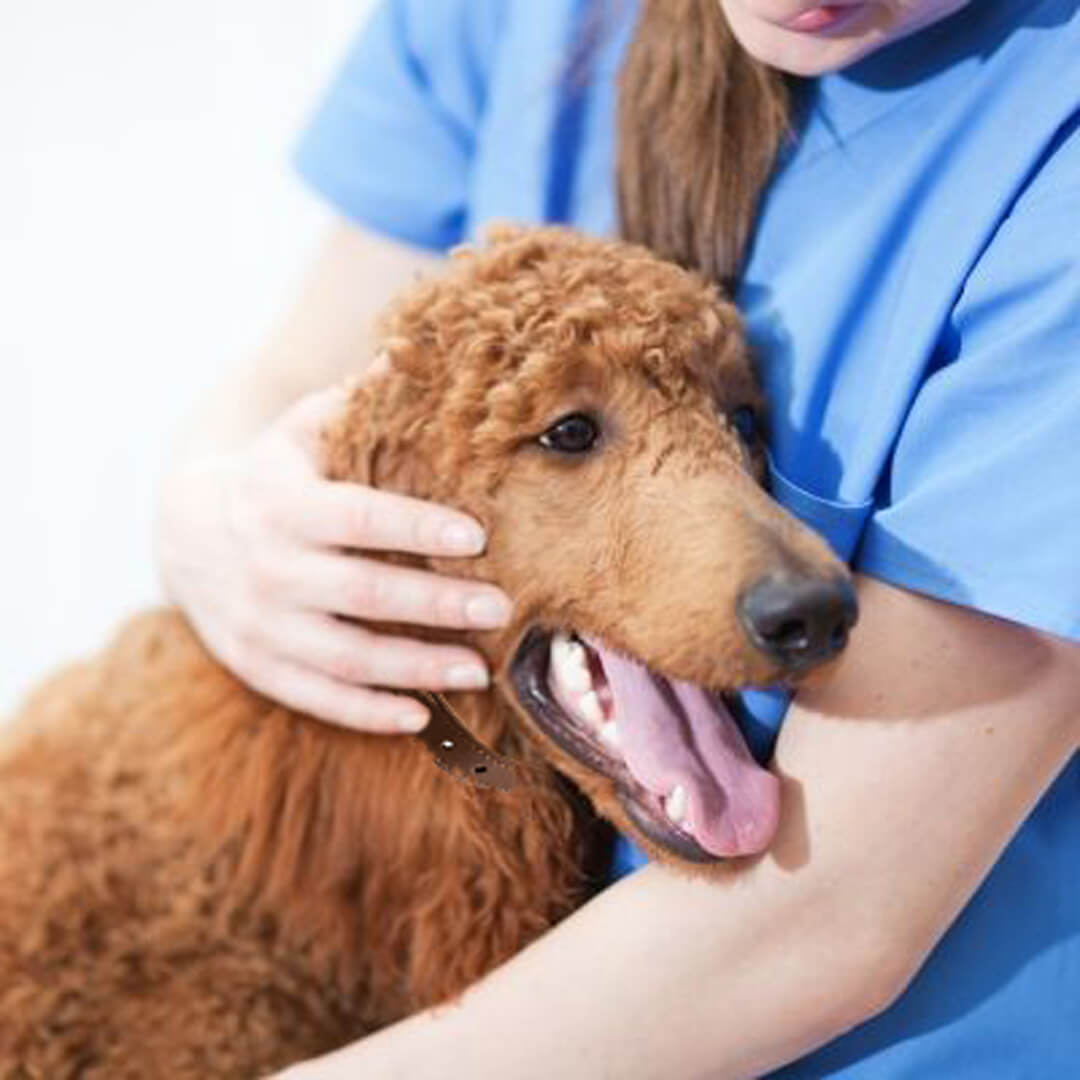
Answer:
xmin=294 ymin=0 xmax=1080 ymax=1074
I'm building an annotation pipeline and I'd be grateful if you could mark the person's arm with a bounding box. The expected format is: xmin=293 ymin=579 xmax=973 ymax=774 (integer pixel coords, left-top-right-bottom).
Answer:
xmin=156 ymin=220 xmax=513 ymax=732
xmin=163 ymin=0 xmax=517 ymax=729
xmin=277 ymin=573 xmax=1079 ymax=1079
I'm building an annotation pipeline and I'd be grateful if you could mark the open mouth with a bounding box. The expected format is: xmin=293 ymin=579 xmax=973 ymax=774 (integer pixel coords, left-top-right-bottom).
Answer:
xmin=510 ymin=628 xmax=780 ymax=863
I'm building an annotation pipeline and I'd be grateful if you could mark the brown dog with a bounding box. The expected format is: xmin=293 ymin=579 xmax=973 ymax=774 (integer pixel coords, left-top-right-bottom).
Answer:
xmin=0 ymin=227 xmax=854 ymax=1077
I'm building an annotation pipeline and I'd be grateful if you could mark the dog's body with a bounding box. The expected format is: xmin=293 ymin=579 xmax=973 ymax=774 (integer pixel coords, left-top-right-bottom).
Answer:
xmin=0 ymin=228 xmax=853 ymax=1077
xmin=0 ymin=611 xmax=586 ymax=1076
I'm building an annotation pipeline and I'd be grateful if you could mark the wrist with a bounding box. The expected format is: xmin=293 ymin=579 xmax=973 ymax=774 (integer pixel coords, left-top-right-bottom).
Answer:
xmin=152 ymin=451 xmax=231 ymax=596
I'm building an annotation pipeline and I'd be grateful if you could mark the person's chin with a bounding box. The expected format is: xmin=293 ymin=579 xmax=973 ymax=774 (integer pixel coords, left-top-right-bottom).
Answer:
xmin=717 ymin=0 xmax=893 ymax=76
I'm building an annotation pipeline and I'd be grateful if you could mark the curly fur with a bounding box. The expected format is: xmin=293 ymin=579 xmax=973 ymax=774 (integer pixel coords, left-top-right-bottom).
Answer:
xmin=0 ymin=227 xmax=844 ymax=1077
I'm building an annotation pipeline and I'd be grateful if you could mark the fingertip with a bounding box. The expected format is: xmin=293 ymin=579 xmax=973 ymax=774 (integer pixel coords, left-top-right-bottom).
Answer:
xmin=443 ymin=662 xmax=491 ymax=690
xmin=464 ymin=591 xmax=513 ymax=630
xmin=395 ymin=704 xmax=430 ymax=732
xmin=338 ymin=698 xmax=429 ymax=735
xmin=439 ymin=519 xmax=487 ymax=556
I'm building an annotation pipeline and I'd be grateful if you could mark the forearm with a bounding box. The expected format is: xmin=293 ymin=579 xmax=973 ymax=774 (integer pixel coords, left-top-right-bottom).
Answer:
xmin=283 ymin=856 xmax=871 ymax=1080
xmin=431 ymin=867 xmax=874 ymax=1078
xmin=282 ymin=578 xmax=1078 ymax=1079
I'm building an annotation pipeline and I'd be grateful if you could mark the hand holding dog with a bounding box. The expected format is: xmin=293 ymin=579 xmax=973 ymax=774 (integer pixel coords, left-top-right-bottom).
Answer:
xmin=155 ymin=380 xmax=512 ymax=734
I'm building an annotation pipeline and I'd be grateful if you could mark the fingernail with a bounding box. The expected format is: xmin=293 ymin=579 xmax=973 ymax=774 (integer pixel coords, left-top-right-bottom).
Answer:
xmin=441 ymin=521 xmax=486 ymax=555
xmin=465 ymin=593 xmax=511 ymax=629
xmin=445 ymin=664 xmax=490 ymax=690
xmin=397 ymin=708 xmax=429 ymax=732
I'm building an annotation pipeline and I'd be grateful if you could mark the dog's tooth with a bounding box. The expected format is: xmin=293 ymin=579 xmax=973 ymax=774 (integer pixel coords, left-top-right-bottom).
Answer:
xmin=664 ymin=784 xmax=688 ymax=826
xmin=550 ymin=633 xmax=574 ymax=660
xmin=600 ymin=720 xmax=620 ymax=750
xmin=578 ymin=690 xmax=604 ymax=726
xmin=563 ymin=638 xmax=588 ymax=667
xmin=550 ymin=635 xmax=593 ymax=695
xmin=552 ymin=632 xmax=583 ymax=658
xmin=549 ymin=636 xmax=574 ymax=677
xmin=562 ymin=658 xmax=593 ymax=694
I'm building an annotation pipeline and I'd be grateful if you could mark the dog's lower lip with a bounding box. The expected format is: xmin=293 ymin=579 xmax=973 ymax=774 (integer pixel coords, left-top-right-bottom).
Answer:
xmin=618 ymin=789 xmax=716 ymax=863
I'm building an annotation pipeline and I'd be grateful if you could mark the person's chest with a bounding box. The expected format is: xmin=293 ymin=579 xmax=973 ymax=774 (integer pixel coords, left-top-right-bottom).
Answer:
xmin=463 ymin=0 xmax=1074 ymax=539
xmin=736 ymin=1 xmax=1078 ymax=509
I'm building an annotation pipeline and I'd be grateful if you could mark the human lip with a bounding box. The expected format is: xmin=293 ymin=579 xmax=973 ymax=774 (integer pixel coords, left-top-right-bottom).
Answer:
xmin=782 ymin=4 xmax=866 ymax=33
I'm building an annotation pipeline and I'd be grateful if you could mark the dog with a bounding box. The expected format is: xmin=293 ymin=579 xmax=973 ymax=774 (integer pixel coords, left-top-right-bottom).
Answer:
xmin=0 ymin=226 xmax=855 ymax=1077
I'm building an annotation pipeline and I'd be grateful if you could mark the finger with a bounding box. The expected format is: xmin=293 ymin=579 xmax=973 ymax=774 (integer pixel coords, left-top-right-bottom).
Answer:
xmin=284 ymin=479 xmax=487 ymax=557
xmin=181 ymin=608 xmax=428 ymax=732
xmin=252 ymin=611 xmax=491 ymax=692
xmin=286 ymin=551 xmax=513 ymax=630
xmin=242 ymin=652 xmax=432 ymax=734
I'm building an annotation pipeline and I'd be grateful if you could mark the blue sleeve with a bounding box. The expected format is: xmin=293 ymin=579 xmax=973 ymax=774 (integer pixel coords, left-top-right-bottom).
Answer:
xmin=857 ymin=116 xmax=1080 ymax=642
xmin=293 ymin=0 xmax=505 ymax=251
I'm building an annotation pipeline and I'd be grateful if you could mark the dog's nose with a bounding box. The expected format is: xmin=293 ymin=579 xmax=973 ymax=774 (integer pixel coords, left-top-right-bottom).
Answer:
xmin=737 ymin=573 xmax=858 ymax=670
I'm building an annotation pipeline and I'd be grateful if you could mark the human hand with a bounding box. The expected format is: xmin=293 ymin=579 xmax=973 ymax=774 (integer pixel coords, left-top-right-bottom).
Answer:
xmin=155 ymin=384 xmax=512 ymax=732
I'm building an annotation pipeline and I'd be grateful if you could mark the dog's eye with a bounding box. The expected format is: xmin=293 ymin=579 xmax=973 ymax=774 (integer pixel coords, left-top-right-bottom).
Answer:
xmin=538 ymin=412 xmax=601 ymax=455
xmin=730 ymin=405 xmax=760 ymax=446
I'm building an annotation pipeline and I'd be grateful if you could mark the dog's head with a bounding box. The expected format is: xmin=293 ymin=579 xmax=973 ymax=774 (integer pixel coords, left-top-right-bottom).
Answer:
xmin=324 ymin=226 xmax=855 ymax=870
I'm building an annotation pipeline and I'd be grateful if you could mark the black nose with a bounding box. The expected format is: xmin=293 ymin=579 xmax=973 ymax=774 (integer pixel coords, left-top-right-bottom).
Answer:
xmin=738 ymin=573 xmax=858 ymax=670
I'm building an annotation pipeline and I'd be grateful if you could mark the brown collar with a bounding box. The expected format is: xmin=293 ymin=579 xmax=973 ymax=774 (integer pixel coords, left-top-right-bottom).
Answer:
xmin=402 ymin=690 xmax=523 ymax=792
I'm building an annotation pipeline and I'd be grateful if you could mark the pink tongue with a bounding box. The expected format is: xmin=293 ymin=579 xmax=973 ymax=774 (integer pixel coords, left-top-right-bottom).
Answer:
xmin=586 ymin=639 xmax=780 ymax=857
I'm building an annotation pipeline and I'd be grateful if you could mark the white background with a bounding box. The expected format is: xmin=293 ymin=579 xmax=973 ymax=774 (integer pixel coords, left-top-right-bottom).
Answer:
xmin=1 ymin=1 xmax=375 ymax=712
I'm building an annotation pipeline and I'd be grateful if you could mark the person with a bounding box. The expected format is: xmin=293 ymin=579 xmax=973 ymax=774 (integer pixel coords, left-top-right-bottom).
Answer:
xmin=155 ymin=0 xmax=1080 ymax=1075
